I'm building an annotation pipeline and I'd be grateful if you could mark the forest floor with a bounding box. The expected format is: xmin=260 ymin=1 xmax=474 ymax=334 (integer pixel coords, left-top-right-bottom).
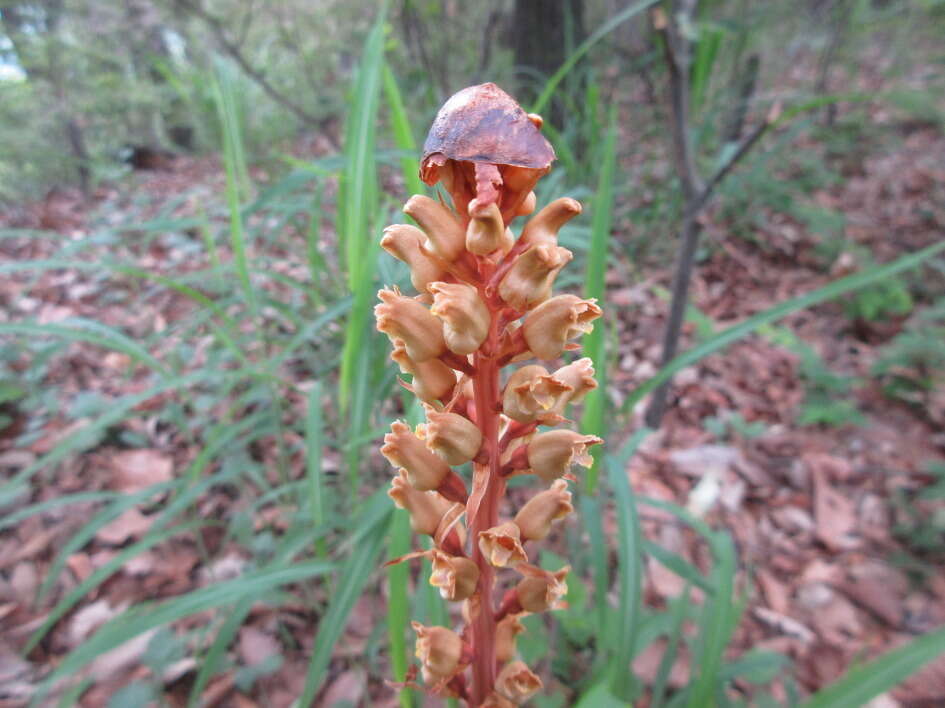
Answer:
xmin=2 ymin=95 xmax=945 ymax=706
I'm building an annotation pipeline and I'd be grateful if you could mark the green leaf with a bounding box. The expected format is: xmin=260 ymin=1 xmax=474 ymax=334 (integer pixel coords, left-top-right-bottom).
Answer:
xmin=800 ymin=625 xmax=945 ymax=708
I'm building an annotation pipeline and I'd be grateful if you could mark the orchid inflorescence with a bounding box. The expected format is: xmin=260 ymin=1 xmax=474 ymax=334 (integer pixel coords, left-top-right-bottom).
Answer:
xmin=375 ymin=83 xmax=602 ymax=707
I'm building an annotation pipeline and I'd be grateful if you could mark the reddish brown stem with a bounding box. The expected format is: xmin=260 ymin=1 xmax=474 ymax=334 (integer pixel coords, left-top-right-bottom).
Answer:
xmin=467 ymin=315 xmax=503 ymax=704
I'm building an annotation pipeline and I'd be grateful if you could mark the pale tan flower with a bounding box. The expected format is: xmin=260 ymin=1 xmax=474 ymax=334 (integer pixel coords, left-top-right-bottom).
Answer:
xmin=422 ymin=408 xmax=482 ymax=465
xmin=428 ymin=281 xmax=490 ymax=355
xmin=496 ymin=614 xmax=527 ymax=663
xmin=550 ymin=357 xmax=598 ymax=412
xmin=412 ymin=621 xmax=464 ymax=678
xmin=514 ymin=479 xmax=573 ymax=541
xmin=478 ymin=521 xmax=528 ymax=567
xmin=380 ymin=224 xmax=447 ymax=293
xmin=523 ymin=295 xmax=601 ymax=360
xmin=519 ymin=197 xmax=582 ymax=249
xmin=375 ymin=288 xmax=445 ymax=362
xmin=515 ymin=566 xmax=569 ymax=613
xmin=382 ymin=421 xmax=451 ymax=491
xmin=496 ymin=660 xmax=543 ymax=702
xmin=390 ymin=342 xmax=456 ymax=404
xmin=429 ymin=550 xmax=480 ymax=602
xmin=502 ymin=365 xmax=572 ymax=423
xmin=388 ymin=470 xmax=451 ymax=536
xmin=404 ymin=195 xmax=466 ymax=262
xmin=498 ymin=244 xmax=572 ymax=311
xmin=466 ymin=200 xmax=511 ymax=255
xmin=527 ymin=430 xmax=602 ymax=482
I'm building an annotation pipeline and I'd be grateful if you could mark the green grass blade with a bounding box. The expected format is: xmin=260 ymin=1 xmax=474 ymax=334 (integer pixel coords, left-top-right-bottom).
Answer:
xmin=187 ymin=598 xmax=254 ymax=707
xmin=387 ymin=509 xmax=414 ymax=708
xmin=686 ymin=532 xmax=737 ymax=708
xmin=0 ymin=319 xmax=168 ymax=377
xmin=531 ymin=0 xmax=661 ymax=115
xmin=642 ymin=540 xmax=715 ymax=595
xmin=298 ymin=509 xmax=390 ymax=704
xmin=340 ymin=9 xmax=386 ymax=289
xmin=651 ymin=585 xmax=692 ymax=708
xmin=306 ymin=381 xmax=328 ymax=558
xmin=212 ymin=69 xmax=258 ymax=321
xmin=608 ymin=452 xmax=644 ymax=700
xmin=24 ymin=520 xmax=208 ymax=652
xmin=35 ymin=561 xmax=334 ymax=702
xmin=621 ymin=240 xmax=945 ymax=415
xmin=582 ymin=109 xmax=618 ymax=492
xmin=799 ymin=625 xmax=945 ymax=708
xmin=382 ymin=65 xmax=424 ymax=198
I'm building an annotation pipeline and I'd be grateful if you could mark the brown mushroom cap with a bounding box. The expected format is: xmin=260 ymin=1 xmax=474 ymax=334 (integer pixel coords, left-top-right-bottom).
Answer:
xmin=421 ymin=83 xmax=555 ymax=184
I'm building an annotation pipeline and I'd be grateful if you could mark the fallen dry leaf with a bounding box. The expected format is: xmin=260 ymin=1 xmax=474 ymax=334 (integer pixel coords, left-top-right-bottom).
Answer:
xmin=812 ymin=467 xmax=859 ymax=551
xmin=111 ymin=448 xmax=173 ymax=493
xmin=96 ymin=507 xmax=152 ymax=545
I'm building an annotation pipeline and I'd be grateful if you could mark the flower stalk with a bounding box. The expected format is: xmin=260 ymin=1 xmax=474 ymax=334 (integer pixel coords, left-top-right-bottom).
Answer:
xmin=376 ymin=83 xmax=602 ymax=706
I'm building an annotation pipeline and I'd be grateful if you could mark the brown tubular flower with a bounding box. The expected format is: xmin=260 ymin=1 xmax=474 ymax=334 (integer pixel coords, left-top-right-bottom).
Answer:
xmin=513 ymin=479 xmax=574 ymax=541
xmin=519 ymin=197 xmax=582 ymax=249
xmin=466 ymin=200 xmax=511 ymax=255
xmin=550 ymin=357 xmax=598 ymax=412
xmin=390 ymin=342 xmax=456 ymax=404
xmin=495 ymin=661 xmax=543 ymax=703
xmin=527 ymin=430 xmax=603 ymax=483
xmin=497 ymin=244 xmax=573 ymax=311
xmin=377 ymin=83 xmax=600 ymax=705
xmin=430 ymin=550 xmax=480 ymax=602
xmin=375 ymin=288 xmax=446 ymax=362
xmin=514 ymin=566 xmax=570 ymax=613
xmin=502 ymin=365 xmax=571 ymax=424
xmin=478 ymin=521 xmax=528 ymax=567
xmin=389 ymin=471 xmax=452 ymax=537
xmin=523 ymin=295 xmax=602 ymax=360
xmin=404 ymin=195 xmax=467 ymax=262
xmin=422 ymin=408 xmax=483 ymax=465
xmin=429 ymin=282 xmax=491 ymax=355
xmin=495 ymin=614 xmax=527 ymax=663
xmin=382 ymin=421 xmax=452 ymax=491
xmin=413 ymin=622 xmax=466 ymax=678
xmin=380 ymin=224 xmax=448 ymax=292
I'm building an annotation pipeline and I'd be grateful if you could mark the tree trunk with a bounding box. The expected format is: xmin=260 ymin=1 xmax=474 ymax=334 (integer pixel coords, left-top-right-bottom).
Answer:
xmin=513 ymin=0 xmax=585 ymax=126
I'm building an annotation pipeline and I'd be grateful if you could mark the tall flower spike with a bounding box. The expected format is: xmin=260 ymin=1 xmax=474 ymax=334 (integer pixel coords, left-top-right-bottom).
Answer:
xmin=378 ymin=83 xmax=601 ymax=705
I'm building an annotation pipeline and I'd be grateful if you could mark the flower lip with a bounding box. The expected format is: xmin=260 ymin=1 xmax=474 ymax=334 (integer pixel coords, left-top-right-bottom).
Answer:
xmin=421 ymin=83 xmax=555 ymax=177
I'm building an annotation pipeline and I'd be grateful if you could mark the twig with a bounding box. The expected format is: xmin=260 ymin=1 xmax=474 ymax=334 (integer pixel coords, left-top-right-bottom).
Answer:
xmin=643 ymin=2 xmax=778 ymax=428
xmin=175 ymin=0 xmax=329 ymax=133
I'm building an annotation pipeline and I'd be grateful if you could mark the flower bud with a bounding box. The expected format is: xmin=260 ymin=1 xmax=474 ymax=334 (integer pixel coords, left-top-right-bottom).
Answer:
xmin=502 ymin=365 xmax=572 ymax=423
xmin=478 ymin=521 xmax=528 ymax=567
xmin=520 ymin=197 xmax=582 ymax=249
xmin=390 ymin=342 xmax=456 ymax=404
xmin=380 ymin=224 xmax=447 ymax=293
xmin=527 ymin=430 xmax=602 ymax=482
xmin=375 ymin=288 xmax=446 ymax=362
xmin=515 ymin=190 xmax=537 ymax=217
xmin=498 ymin=244 xmax=572 ymax=311
xmin=412 ymin=621 xmax=464 ymax=678
xmin=428 ymin=282 xmax=490 ymax=355
xmin=404 ymin=195 xmax=466 ymax=262
xmin=382 ymin=421 xmax=452 ymax=491
xmin=389 ymin=470 xmax=451 ymax=536
xmin=422 ymin=408 xmax=482 ymax=465
xmin=514 ymin=479 xmax=573 ymax=541
xmin=515 ymin=567 xmax=569 ymax=613
xmin=523 ymin=295 xmax=601 ymax=360
xmin=550 ymin=357 xmax=598 ymax=412
xmin=496 ymin=614 xmax=526 ymax=663
xmin=466 ymin=200 xmax=506 ymax=255
xmin=496 ymin=660 xmax=543 ymax=702
xmin=429 ymin=550 xmax=480 ymax=601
